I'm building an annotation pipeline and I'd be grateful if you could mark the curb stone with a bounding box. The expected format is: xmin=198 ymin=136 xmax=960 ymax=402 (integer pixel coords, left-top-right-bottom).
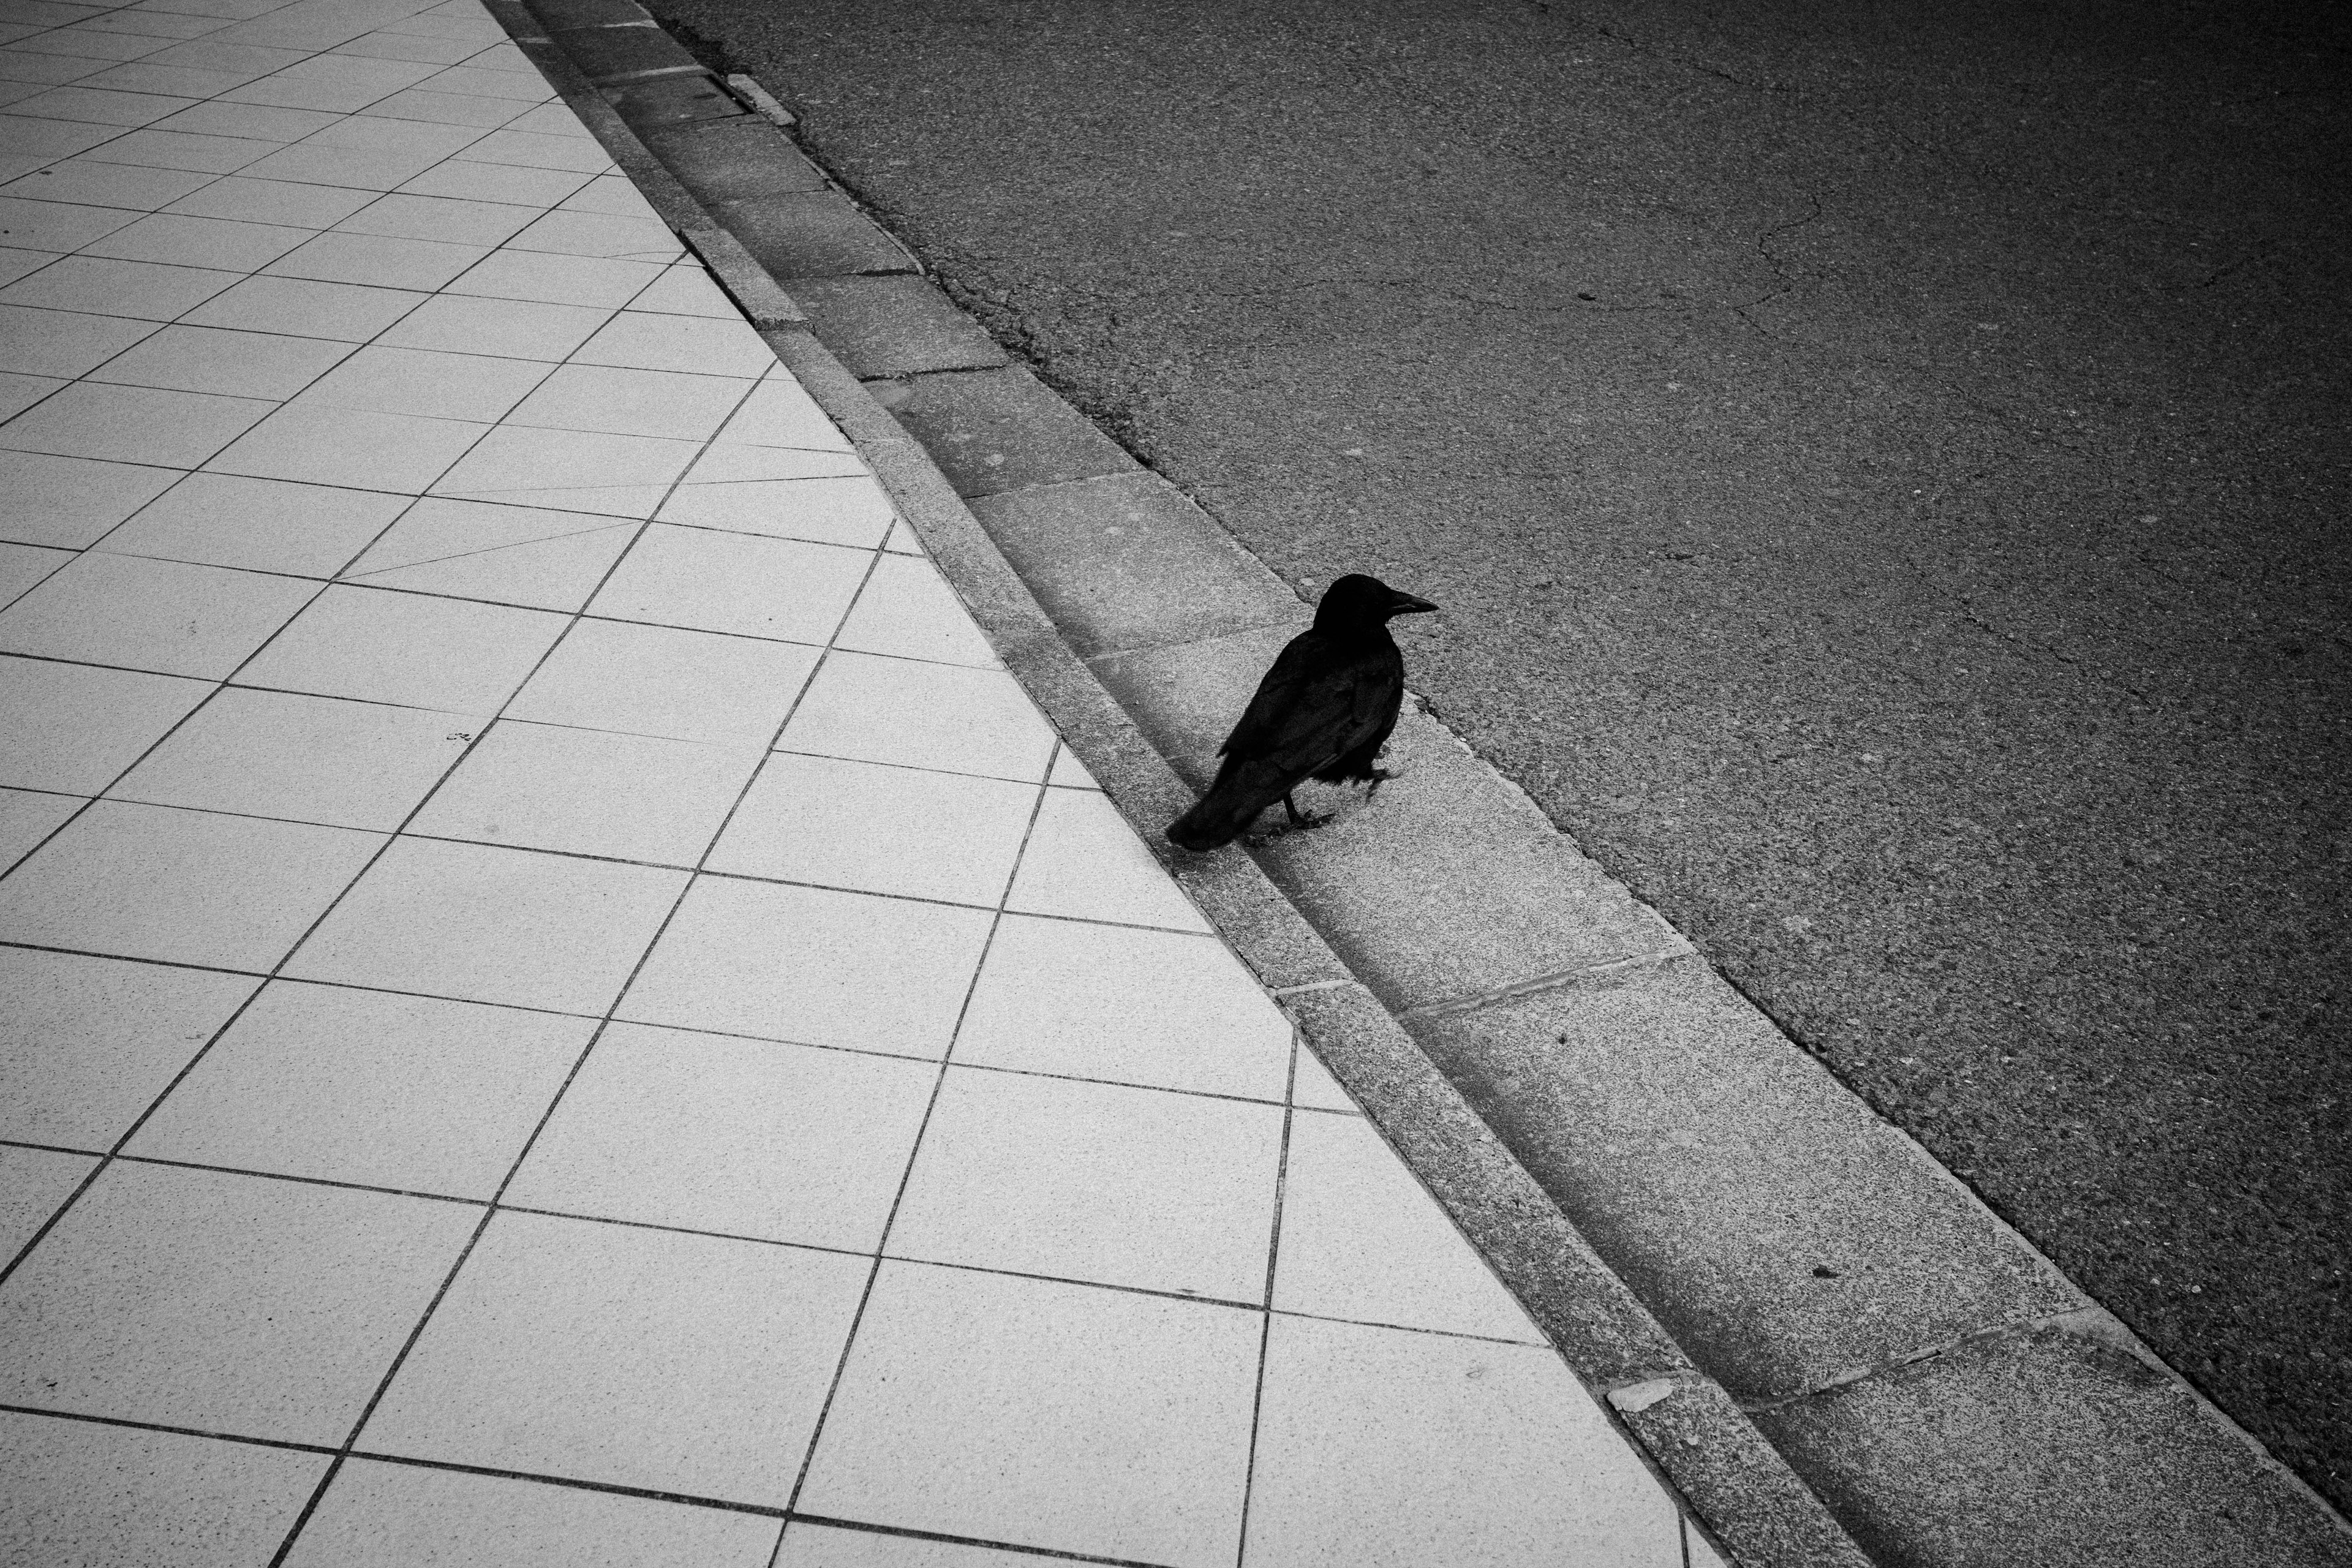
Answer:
xmin=489 ymin=4 xmax=2352 ymax=1564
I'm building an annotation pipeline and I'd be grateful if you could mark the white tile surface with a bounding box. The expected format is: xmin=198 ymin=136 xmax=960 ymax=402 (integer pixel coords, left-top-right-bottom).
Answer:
xmin=235 ymin=584 xmax=567 ymax=712
xmin=1273 ymin=1111 xmax=1545 ymax=1343
xmin=285 ymin=835 xmax=687 ymax=1014
xmin=206 ymin=400 xmax=488 ymax=491
xmin=0 ymin=377 xmax=273 ymax=466
xmin=655 ymin=469 xmax=896 ymax=549
xmin=0 ymin=798 xmax=382 ymax=970
xmin=362 ymin=1210 xmax=867 ymax=1508
xmin=799 ymin=1262 xmax=1258 ymax=1568
xmin=0 ymin=448 xmax=182 ymax=547
xmin=412 ymin=718 xmax=757 ymax=865
xmin=622 ymin=875 xmax=993 ymax=1057
xmin=782 ymin=652 xmax=1058 ymax=783
xmin=98 ymin=471 xmax=409 ymax=576
xmin=833 ymin=552 xmax=998 ymax=668
xmin=1244 ymin=1315 xmax=1683 ymax=1568
xmin=109 ymin=685 xmax=473 ymax=829
xmin=890 ymin=1068 xmax=1284 ymax=1302
xmin=86 ymin=321 xmax=354 ymax=399
xmin=285 ymin=1460 xmax=781 ymax=1568
xmin=339 ymin=495 xmax=635 ymax=611
xmin=0 ymin=1410 xmax=329 ymax=1568
xmin=0 ymin=654 xmax=209 ymax=792
xmin=589 ymin=525 xmax=869 ymax=644
xmin=507 ymin=1022 xmax=936 ymax=1250
xmin=707 ymin=752 xmax=1037 ymax=908
xmin=0 ymin=1161 xmax=477 ymax=1444
xmin=506 ymin=362 xmax=749 ymax=443
xmin=0 ymin=783 xmax=77 ymax=870
xmin=429 ymin=423 xmax=698 ymax=518
xmin=128 ymin=980 xmax=592 ymax=1197
xmin=180 ymin=272 xmax=426 ymax=340
xmin=0 ymin=1143 xmax=96 ymax=1259
xmin=1005 ymin=786 xmax=1210 ymax=933
xmin=500 ymin=619 xmax=813 ymax=753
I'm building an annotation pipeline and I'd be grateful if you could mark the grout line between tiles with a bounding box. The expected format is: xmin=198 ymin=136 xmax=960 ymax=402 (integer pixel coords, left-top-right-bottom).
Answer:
xmin=1229 ymin=1035 xmax=1298 ymax=1568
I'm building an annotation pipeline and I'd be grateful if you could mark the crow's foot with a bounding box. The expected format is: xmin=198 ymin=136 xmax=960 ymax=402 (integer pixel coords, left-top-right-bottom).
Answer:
xmin=1281 ymin=793 xmax=1331 ymax=830
xmin=1362 ymin=767 xmax=1398 ymax=800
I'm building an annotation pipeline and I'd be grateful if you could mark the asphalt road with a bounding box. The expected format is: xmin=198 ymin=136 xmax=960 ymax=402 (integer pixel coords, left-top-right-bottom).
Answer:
xmin=653 ymin=0 xmax=2351 ymax=1504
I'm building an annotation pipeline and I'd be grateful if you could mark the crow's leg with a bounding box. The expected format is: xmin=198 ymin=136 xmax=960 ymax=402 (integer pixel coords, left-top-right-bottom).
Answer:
xmin=1363 ymin=767 xmax=1398 ymax=800
xmin=1281 ymin=793 xmax=1330 ymax=829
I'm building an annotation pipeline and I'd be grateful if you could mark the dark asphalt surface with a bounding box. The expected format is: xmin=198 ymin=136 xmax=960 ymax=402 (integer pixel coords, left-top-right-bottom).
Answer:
xmin=654 ymin=0 xmax=2351 ymax=1503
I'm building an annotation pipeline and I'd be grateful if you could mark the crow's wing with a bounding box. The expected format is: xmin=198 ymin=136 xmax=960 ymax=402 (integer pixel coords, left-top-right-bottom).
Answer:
xmin=1220 ymin=631 xmax=1398 ymax=774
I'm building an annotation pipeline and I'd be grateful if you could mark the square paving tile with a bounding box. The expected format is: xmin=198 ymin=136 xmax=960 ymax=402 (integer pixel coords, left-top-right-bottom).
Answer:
xmin=285 ymin=835 xmax=687 ymax=1014
xmin=12 ymin=83 xmax=197 ymax=126
xmin=722 ymin=372 xmax=854 ymax=452
xmin=151 ymin=100 xmax=341 ymax=141
xmin=0 ymin=799 xmax=382 ymax=969
xmin=444 ymin=246 xmax=658 ymax=307
xmin=108 ymin=685 xmax=472 ymax=829
xmin=412 ymin=719 xmax=758 ymax=865
xmin=0 ymin=1143 xmax=94 ymax=1261
xmin=86 ymin=321 xmax=353 ymax=399
xmin=0 ymin=252 xmax=241 ymax=319
xmin=358 ymin=86 xmax=526 ymax=129
xmin=571 ymin=309 xmax=774 ymax=377
xmin=206 ymin=401 xmax=489 ymax=491
xmin=655 ymin=470 xmax=896 ymax=549
xmin=179 ymin=273 xmax=426 ymax=340
xmin=375 ymin=290 xmax=610 ymax=360
xmin=504 ymin=207 xmax=678 ymax=263
xmin=1272 ymin=1111 xmax=1545 ymax=1343
xmin=507 ymin=363 xmax=751 ymax=443
xmin=0 ymin=946 xmax=257 ymax=1150
xmin=709 ymin=752 xmax=1036 ymax=908
xmin=99 ymin=471 xmax=408 ymax=576
xmin=127 ymin=981 xmax=593 ymax=1197
xmin=1006 ymin=787 xmax=1210 ymax=934
xmin=505 ymin=617 xmax=818 ymax=748
xmin=78 ymin=209 xmax=309 ymax=269
xmin=0 ymin=653 xmax=209 ymax=793
xmin=0 ymin=190 xmax=139 ymax=249
xmin=284 ymin=1459 xmax=781 ymax=1568
xmin=1048 ymin=745 xmax=1099 ymax=788
xmin=622 ymin=875 xmax=993 ymax=1057
xmin=507 ymin=1022 xmax=935 ymax=1250
xmin=780 ymin=652 xmax=1058 ymax=784
xmin=0 ymin=379 xmax=272 ymax=467
xmin=233 ymin=582 xmax=567 ymax=710
xmin=0 ymin=299 xmax=143 ymax=382
xmin=0 ymin=783 xmax=77 ymax=869
xmin=771 ymin=1523 xmax=1054 ymax=1568
xmin=0 ymin=448 xmax=183 ymax=546
xmin=0 ymin=157 xmax=214 ymax=210
xmin=262 ymin=225 xmax=491 ymax=290
xmin=1292 ymin=1042 xmax=1357 ymax=1114
xmin=0 ymin=537 xmax=67 ymax=603
xmin=589 ymin=526 xmax=869 ymax=644
xmin=799 ymin=1262 xmax=1258 ymax=1568
xmin=361 ymin=1210 xmax=867 ymax=1507
xmin=957 ymin=916 xmax=1292 ymax=1101
xmin=625 ymin=261 xmax=734 ymax=317
xmin=452 ymin=127 xmax=612 ymax=175
xmin=1245 ymin=1316 xmax=1682 ymax=1568
xmin=398 ymin=156 xmax=590 ymax=206
xmin=0 ymin=1409 xmax=329 ymax=1568
xmin=338 ymin=496 xmax=635 ymax=611
xmin=162 ymin=171 xmax=376 ymax=225
xmin=77 ymin=127 xmax=279 ymax=175
xmin=335 ymin=189 xmax=533 ymax=245
xmin=296 ymin=342 xmax=551 ymax=421
xmin=429 ymin=423 xmax=699 ymax=518
xmin=0 ymin=1162 xmax=477 ymax=1444
xmin=834 ymin=553 xmax=1000 ymax=669
xmin=0 ymin=369 xmax=66 ymax=422
xmin=891 ymin=1068 xmax=1283 ymax=1302
xmin=0 ymin=551 xmax=316 ymax=677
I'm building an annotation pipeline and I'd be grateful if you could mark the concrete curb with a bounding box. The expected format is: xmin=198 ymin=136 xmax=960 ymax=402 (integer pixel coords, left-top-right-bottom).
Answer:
xmin=488 ymin=4 xmax=2352 ymax=1565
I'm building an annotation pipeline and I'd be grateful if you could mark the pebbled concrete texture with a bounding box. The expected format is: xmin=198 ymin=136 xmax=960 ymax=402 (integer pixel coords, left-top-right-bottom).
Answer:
xmin=889 ymin=365 xmax=1138 ymax=497
xmin=788 ymin=275 xmax=1009 ymax=378
xmin=1421 ymin=955 xmax=2079 ymax=1401
xmin=641 ymin=118 xmax=829 ymax=200
xmin=724 ymin=190 xmax=919 ymax=279
xmin=639 ymin=0 xmax=2352 ymax=1512
xmin=1755 ymin=1316 xmax=2352 ymax=1568
xmin=970 ymin=472 xmax=1305 ymax=657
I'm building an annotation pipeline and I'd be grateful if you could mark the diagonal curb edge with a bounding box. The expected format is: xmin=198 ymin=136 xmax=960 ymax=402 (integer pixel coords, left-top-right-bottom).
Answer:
xmin=480 ymin=2 xmax=1869 ymax=1562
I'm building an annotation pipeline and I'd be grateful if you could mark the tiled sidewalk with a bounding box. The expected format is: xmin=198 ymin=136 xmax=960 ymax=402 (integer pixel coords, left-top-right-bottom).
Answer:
xmin=0 ymin=1 xmax=1713 ymax=1562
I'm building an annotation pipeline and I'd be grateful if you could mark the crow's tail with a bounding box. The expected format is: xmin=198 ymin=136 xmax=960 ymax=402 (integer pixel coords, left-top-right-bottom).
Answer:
xmin=1164 ymin=755 xmax=1289 ymax=851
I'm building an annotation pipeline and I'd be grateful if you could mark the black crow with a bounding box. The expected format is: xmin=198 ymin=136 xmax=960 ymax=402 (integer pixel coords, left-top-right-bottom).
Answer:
xmin=1165 ymin=573 xmax=1438 ymax=851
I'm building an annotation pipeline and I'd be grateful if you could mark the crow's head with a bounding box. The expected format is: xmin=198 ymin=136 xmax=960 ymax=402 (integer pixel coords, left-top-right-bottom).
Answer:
xmin=1315 ymin=573 xmax=1438 ymax=632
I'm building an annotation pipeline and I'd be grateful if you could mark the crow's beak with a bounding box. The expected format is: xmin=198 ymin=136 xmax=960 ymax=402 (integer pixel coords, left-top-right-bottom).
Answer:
xmin=1388 ymin=591 xmax=1439 ymax=616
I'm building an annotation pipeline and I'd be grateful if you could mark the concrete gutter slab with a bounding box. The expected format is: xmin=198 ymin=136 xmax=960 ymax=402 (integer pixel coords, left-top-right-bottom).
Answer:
xmin=600 ymin=71 xmax=742 ymax=125
xmin=788 ymin=274 xmax=1009 ymax=378
xmin=1422 ymin=954 xmax=2081 ymax=1399
xmin=889 ymin=365 xmax=1139 ymax=497
xmin=723 ymin=189 xmax=920 ymax=277
xmin=642 ymin=118 xmax=829 ymax=200
xmin=969 ymin=472 xmax=1307 ymax=658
